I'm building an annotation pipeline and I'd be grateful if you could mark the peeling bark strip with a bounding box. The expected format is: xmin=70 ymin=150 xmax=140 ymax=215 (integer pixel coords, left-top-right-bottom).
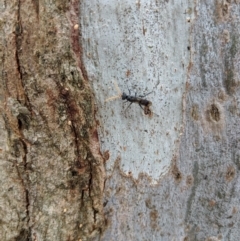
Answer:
xmin=0 ymin=1 xmax=105 ymax=241
xmin=68 ymin=0 xmax=88 ymax=81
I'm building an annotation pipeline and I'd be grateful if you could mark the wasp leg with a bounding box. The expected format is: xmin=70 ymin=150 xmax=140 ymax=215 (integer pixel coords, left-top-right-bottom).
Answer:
xmin=139 ymin=91 xmax=153 ymax=98
xmin=138 ymin=104 xmax=144 ymax=110
xmin=127 ymin=87 xmax=131 ymax=95
xmin=124 ymin=102 xmax=133 ymax=112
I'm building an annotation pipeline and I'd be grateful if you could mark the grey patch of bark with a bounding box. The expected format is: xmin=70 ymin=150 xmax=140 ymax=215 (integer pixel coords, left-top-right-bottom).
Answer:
xmin=88 ymin=0 xmax=240 ymax=240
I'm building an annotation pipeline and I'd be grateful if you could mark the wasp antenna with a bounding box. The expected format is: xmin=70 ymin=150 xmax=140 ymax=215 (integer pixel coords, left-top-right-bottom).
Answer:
xmin=114 ymin=80 xmax=122 ymax=96
xmin=105 ymin=95 xmax=121 ymax=102
xmin=153 ymin=112 xmax=159 ymax=117
xmin=150 ymin=110 xmax=159 ymax=117
xmin=105 ymin=80 xmax=122 ymax=102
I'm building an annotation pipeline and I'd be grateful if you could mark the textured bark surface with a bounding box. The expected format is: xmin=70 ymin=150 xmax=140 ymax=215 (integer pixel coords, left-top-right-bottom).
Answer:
xmin=1 ymin=0 xmax=240 ymax=241
xmin=80 ymin=0 xmax=240 ymax=241
xmin=0 ymin=1 xmax=105 ymax=241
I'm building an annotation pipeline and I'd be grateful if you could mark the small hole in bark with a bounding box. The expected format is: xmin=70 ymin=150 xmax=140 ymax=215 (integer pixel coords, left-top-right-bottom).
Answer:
xmin=71 ymin=170 xmax=78 ymax=176
xmin=172 ymin=165 xmax=182 ymax=182
xmin=17 ymin=113 xmax=30 ymax=130
xmin=175 ymin=172 xmax=181 ymax=180
xmin=18 ymin=118 xmax=23 ymax=130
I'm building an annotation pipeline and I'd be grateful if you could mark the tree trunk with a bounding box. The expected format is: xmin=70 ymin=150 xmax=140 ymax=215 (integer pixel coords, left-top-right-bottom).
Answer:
xmin=1 ymin=0 xmax=240 ymax=241
xmin=0 ymin=1 xmax=105 ymax=241
xmin=80 ymin=0 xmax=240 ymax=241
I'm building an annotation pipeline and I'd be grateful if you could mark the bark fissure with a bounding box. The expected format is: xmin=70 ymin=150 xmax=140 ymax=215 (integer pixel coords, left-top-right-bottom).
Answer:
xmin=15 ymin=139 xmax=31 ymax=241
xmin=88 ymin=161 xmax=97 ymax=224
xmin=58 ymin=85 xmax=84 ymax=168
xmin=13 ymin=2 xmax=32 ymax=239
xmin=15 ymin=0 xmax=31 ymax=111
xmin=15 ymin=0 xmax=23 ymax=101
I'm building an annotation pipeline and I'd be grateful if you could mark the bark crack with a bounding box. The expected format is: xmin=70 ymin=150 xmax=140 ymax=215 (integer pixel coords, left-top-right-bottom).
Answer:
xmin=88 ymin=161 xmax=97 ymax=224
xmin=16 ymin=0 xmax=23 ymax=85
xmin=15 ymin=139 xmax=31 ymax=241
xmin=14 ymin=2 xmax=31 ymax=239
xmin=15 ymin=0 xmax=31 ymax=110
xmin=58 ymin=86 xmax=84 ymax=168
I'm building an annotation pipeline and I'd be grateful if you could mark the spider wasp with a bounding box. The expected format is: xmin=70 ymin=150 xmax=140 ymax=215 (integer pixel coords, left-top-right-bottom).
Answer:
xmin=121 ymin=89 xmax=153 ymax=117
xmin=105 ymin=81 xmax=157 ymax=117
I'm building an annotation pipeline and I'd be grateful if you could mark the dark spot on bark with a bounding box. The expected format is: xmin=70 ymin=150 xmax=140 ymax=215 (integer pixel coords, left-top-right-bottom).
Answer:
xmin=225 ymin=166 xmax=235 ymax=182
xmin=15 ymin=229 xmax=30 ymax=241
xmin=171 ymin=156 xmax=182 ymax=182
xmin=96 ymin=119 xmax=100 ymax=126
xmin=17 ymin=113 xmax=30 ymax=130
xmin=18 ymin=118 xmax=23 ymax=130
xmin=222 ymin=3 xmax=229 ymax=16
xmin=71 ymin=170 xmax=78 ymax=176
xmin=150 ymin=210 xmax=158 ymax=230
xmin=210 ymin=104 xmax=220 ymax=122
xmin=145 ymin=198 xmax=155 ymax=209
xmin=172 ymin=164 xmax=182 ymax=182
xmin=103 ymin=200 xmax=108 ymax=207
xmin=60 ymin=87 xmax=70 ymax=97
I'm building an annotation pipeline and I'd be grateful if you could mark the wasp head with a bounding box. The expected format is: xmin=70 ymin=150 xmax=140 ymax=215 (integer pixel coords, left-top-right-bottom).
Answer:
xmin=122 ymin=92 xmax=127 ymax=100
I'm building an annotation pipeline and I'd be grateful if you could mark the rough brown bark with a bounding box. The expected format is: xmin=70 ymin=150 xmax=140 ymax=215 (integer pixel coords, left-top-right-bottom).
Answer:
xmin=0 ymin=1 xmax=105 ymax=241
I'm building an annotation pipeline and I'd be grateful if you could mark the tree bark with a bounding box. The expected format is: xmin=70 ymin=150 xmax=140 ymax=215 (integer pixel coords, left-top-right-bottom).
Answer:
xmin=1 ymin=0 xmax=240 ymax=241
xmin=0 ymin=1 xmax=105 ymax=241
xmin=80 ymin=0 xmax=240 ymax=241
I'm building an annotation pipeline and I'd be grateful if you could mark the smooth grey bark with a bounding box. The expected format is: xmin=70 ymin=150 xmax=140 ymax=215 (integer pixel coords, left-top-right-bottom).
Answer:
xmin=80 ymin=0 xmax=240 ymax=241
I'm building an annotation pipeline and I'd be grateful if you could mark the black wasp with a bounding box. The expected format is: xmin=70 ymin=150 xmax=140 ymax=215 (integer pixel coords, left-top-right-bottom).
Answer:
xmin=121 ymin=89 xmax=154 ymax=117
